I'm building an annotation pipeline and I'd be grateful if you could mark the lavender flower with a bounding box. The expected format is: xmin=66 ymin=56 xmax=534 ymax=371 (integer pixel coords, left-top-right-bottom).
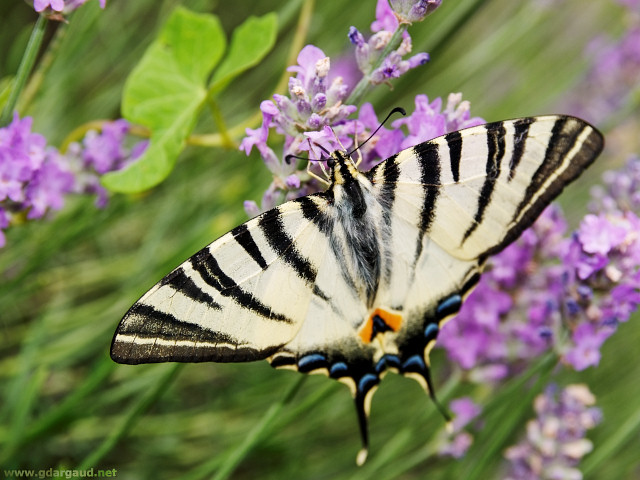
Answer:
xmin=564 ymin=24 xmax=640 ymax=124
xmin=240 ymin=45 xmax=358 ymax=215
xmin=438 ymin=397 xmax=483 ymax=458
xmin=392 ymin=93 xmax=485 ymax=150
xmin=439 ymin=154 xmax=640 ymax=381
xmin=0 ymin=113 xmax=74 ymax=246
xmin=349 ymin=0 xmax=430 ymax=86
xmin=0 ymin=114 xmax=146 ymax=246
xmin=33 ymin=0 xmax=106 ymax=13
xmin=66 ymin=119 xmax=148 ymax=207
xmin=504 ymin=384 xmax=602 ymax=480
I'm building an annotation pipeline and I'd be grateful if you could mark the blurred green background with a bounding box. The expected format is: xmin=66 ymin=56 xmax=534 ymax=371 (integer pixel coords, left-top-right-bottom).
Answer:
xmin=1 ymin=0 xmax=639 ymax=479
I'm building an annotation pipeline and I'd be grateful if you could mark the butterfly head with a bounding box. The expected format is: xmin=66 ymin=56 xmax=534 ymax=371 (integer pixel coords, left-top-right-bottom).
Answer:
xmin=330 ymin=150 xmax=360 ymax=185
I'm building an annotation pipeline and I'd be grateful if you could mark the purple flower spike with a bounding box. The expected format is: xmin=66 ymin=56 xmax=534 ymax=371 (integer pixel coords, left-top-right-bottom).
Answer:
xmin=240 ymin=44 xmax=360 ymax=213
xmin=438 ymin=397 xmax=482 ymax=459
xmin=0 ymin=113 xmax=77 ymax=243
xmin=24 ymin=150 xmax=74 ymax=219
xmin=65 ymin=119 xmax=148 ymax=208
xmin=393 ymin=94 xmax=485 ymax=150
xmin=504 ymin=384 xmax=601 ymax=480
xmin=350 ymin=0 xmax=431 ymax=86
xmin=564 ymin=324 xmax=610 ymax=371
xmin=371 ymin=0 xmax=399 ymax=33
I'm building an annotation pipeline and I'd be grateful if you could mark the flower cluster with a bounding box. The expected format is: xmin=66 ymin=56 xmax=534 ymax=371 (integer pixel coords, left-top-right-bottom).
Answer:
xmin=354 ymin=93 xmax=484 ymax=171
xmin=0 ymin=114 xmax=73 ymax=247
xmin=438 ymin=155 xmax=640 ymax=380
xmin=504 ymin=384 xmax=602 ymax=480
xmin=564 ymin=7 xmax=640 ymax=125
xmin=437 ymin=206 xmax=568 ymax=382
xmin=66 ymin=119 xmax=148 ymax=207
xmin=239 ymin=44 xmax=358 ymax=216
xmin=240 ymin=0 xmax=451 ymax=217
xmin=33 ymin=0 xmax=106 ymax=13
xmin=0 ymin=114 xmax=146 ymax=247
xmin=349 ymin=0 xmax=431 ymax=85
xmin=438 ymin=397 xmax=483 ymax=458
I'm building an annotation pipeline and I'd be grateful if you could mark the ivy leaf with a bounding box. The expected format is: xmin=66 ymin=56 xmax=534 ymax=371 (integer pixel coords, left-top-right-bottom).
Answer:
xmin=102 ymin=7 xmax=225 ymax=193
xmin=209 ymin=13 xmax=278 ymax=96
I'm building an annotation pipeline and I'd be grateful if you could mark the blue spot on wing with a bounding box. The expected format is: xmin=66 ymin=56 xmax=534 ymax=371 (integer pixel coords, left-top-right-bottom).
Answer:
xmin=375 ymin=354 xmax=401 ymax=374
xmin=424 ymin=323 xmax=439 ymax=341
xmin=402 ymin=355 xmax=426 ymax=373
xmin=297 ymin=353 xmax=328 ymax=373
xmin=436 ymin=294 xmax=462 ymax=319
xmin=358 ymin=373 xmax=379 ymax=394
xmin=329 ymin=362 xmax=349 ymax=378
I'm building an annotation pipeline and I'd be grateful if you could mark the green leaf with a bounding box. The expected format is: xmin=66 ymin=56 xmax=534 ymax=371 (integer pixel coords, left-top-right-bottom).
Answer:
xmin=209 ymin=13 xmax=278 ymax=96
xmin=102 ymin=7 xmax=226 ymax=193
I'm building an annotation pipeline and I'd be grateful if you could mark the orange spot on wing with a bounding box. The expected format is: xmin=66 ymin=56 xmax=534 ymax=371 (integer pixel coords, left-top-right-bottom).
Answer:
xmin=374 ymin=308 xmax=402 ymax=332
xmin=359 ymin=320 xmax=373 ymax=344
xmin=358 ymin=308 xmax=403 ymax=344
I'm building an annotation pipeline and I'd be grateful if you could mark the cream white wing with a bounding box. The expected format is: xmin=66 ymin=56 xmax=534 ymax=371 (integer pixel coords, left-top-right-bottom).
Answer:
xmin=110 ymin=193 xmax=364 ymax=364
xmin=368 ymin=115 xmax=604 ymax=263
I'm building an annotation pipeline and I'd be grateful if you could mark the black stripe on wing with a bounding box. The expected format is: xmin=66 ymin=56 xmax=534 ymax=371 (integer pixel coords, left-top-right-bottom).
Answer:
xmin=481 ymin=116 xmax=604 ymax=260
xmin=462 ymin=121 xmax=506 ymax=243
xmin=412 ymin=141 xmax=441 ymax=263
xmin=508 ymin=117 xmax=534 ymax=181
xmin=294 ymin=195 xmax=335 ymax=302
xmin=160 ymin=267 xmax=222 ymax=308
xmin=259 ymin=207 xmax=318 ymax=284
xmin=111 ymin=303 xmax=283 ymax=364
xmin=445 ymin=131 xmax=462 ymax=182
xmin=379 ymin=155 xmax=400 ymax=283
xmin=232 ymin=223 xmax=268 ymax=269
xmin=190 ymin=248 xmax=294 ymax=323
xmin=295 ymin=194 xmax=359 ymax=303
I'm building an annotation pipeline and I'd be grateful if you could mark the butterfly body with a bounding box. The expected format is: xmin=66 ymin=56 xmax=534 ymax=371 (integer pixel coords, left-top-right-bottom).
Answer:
xmin=111 ymin=115 xmax=603 ymax=463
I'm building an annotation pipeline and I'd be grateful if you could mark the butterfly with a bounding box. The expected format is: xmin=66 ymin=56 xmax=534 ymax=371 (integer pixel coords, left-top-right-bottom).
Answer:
xmin=111 ymin=115 xmax=603 ymax=464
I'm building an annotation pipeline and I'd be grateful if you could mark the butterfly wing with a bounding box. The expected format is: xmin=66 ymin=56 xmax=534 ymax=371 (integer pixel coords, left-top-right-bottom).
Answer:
xmin=366 ymin=114 xmax=603 ymax=380
xmin=111 ymin=194 xmax=355 ymax=364
xmin=375 ymin=115 xmax=604 ymax=262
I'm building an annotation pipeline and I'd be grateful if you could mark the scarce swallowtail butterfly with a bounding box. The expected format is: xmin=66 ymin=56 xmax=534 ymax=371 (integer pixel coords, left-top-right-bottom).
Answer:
xmin=111 ymin=115 xmax=603 ymax=465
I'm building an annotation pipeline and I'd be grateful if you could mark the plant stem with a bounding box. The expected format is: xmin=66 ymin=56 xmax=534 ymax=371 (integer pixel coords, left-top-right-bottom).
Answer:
xmin=208 ymin=376 xmax=306 ymax=480
xmin=182 ymin=0 xmax=314 ymax=149
xmin=207 ymin=97 xmax=235 ymax=149
xmin=0 ymin=14 xmax=48 ymax=126
xmin=77 ymin=364 xmax=182 ymax=470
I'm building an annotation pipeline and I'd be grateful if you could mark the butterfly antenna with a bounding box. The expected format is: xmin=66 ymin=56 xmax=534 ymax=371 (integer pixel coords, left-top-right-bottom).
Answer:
xmin=285 ymin=144 xmax=332 ymax=165
xmin=347 ymin=106 xmax=407 ymax=157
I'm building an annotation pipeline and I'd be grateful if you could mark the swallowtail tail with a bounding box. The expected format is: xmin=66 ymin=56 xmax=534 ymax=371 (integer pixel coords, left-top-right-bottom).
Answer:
xmin=111 ymin=115 xmax=603 ymax=464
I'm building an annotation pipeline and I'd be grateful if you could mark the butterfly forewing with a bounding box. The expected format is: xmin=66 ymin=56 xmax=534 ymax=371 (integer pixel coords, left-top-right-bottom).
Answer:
xmin=370 ymin=115 xmax=603 ymax=262
xmin=112 ymin=197 xmax=334 ymax=364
